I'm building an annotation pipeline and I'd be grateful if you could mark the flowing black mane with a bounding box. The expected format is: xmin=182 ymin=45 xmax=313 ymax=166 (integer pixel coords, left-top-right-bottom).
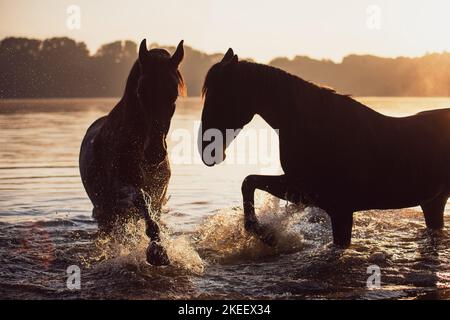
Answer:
xmin=202 ymin=60 xmax=337 ymax=100
xmin=123 ymin=61 xmax=141 ymax=99
xmin=201 ymin=59 xmax=376 ymax=122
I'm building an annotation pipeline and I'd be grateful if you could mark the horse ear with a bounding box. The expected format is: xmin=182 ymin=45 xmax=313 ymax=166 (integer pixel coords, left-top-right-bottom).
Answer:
xmin=221 ymin=48 xmax=234 ymax=63
xmin=139 ymin=39 xmax=147 ymax=64
xmin=171 ymin=40 xmax=184 ymax=67
xmin=231 ymin=54 xmax=238 ymax=64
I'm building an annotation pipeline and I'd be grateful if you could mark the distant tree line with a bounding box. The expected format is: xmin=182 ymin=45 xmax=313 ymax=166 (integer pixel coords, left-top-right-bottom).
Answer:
xmin=1 ymin=37 xmax=449 ymax=98
xmin=271 ymin=53 xmax=450 ymax=96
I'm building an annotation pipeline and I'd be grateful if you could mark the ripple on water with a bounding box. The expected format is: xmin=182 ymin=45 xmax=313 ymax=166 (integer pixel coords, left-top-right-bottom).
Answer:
xmin=0 ymin=198 xmax=449 ymax=299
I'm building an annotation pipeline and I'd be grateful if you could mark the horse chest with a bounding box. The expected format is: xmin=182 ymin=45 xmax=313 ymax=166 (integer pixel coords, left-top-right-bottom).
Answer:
xmin=140 ymin=157 xmax=170 ymax=184
xmin=278 ymin=129 xmax=358 ymax=205
xmin=279 ymin=132 xmax=322 ymax=178
xmin=138 ymin=157 xmax=171 ymax=208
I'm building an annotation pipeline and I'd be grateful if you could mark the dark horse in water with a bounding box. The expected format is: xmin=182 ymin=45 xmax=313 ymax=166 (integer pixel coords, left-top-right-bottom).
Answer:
xmin=79 ymin=39 xmax=184 ymax=265
xmin=199 ymin=49 xmax=449 ymax=247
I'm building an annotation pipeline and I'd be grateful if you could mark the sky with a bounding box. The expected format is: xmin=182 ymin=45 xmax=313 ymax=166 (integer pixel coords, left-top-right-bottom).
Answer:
xmin=1 ymin=0 xmax=450 ymax=63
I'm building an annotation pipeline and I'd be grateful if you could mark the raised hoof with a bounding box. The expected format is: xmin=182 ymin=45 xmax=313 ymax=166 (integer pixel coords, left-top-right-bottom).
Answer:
xmin=258 ymin=228 xmax=278 ymax=247
xmin=245 ymin=221 xmax=278 ymax=247
xmin=146 ymin=241 xmax=170 ymax=266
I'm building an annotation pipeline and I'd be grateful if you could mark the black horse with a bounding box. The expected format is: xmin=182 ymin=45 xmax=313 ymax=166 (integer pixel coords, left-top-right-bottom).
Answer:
xmin=199 ymin=48 xmax=449 ymax=247
xmin=79 ymin=39 xmax=184 ymax=265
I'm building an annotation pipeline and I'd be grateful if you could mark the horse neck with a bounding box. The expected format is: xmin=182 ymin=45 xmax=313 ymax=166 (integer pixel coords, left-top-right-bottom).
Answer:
xmin=247 ymin=69 xmax=380 ymax=131
xmin=234 ymin=62 xmax=308 ymax=130
xmin=97 ymin=61 xmax=171 ymax=164
xmin=246 ymin=72 xmax=298 ymax=130
xmin=104 ymin=95 xmax=170 ymax=158
xmin=114 ymin=98 xmax=170 ymax=143
xmin=253 ymin=98 xmax=287 ymax=130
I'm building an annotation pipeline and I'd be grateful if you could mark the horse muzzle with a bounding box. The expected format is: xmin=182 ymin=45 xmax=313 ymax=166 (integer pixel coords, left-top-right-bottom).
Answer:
xmin=198 ymin=124 xmax=227 ymax=166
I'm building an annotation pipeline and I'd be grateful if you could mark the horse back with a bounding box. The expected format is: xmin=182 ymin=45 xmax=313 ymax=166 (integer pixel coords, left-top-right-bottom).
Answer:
xmin=369 ymin=108 xmax=450 ymax=204
xmin=79 ymin=116 xmax=107 ymax=203
xmin=411 ymin=108 xmax=450 ymax=163
xmin=418 ymin=108 xmax=450 ymax=187
xmin=79 ymin=116 xmax=107 ymax=167
xmin=281 ymin=104 xmax=449 ymax=210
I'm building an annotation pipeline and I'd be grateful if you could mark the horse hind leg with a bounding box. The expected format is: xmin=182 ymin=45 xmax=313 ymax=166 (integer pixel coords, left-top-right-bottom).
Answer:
xmin=329 ymin=212 xmax=353 ymax=248
xmin=420 ymin=193 xmax=447 ymax=230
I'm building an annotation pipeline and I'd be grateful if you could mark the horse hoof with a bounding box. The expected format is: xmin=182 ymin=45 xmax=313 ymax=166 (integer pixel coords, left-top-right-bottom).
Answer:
xmin=244 ymin=219 xmax=258 ymax=234
xmin=258 ymin=228 xmax=278 ymax=247
xmin=246 ymin=222 xmax=278 ymax=247
xmin=146 ymin=241 xmax=170 ymax=266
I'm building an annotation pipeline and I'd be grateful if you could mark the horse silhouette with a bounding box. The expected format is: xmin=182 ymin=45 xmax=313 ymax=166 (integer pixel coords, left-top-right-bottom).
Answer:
xmin=199 ymin=48 xmax=449 ymax=247
xmin=79 ymin=39 xmax=184 ymax=265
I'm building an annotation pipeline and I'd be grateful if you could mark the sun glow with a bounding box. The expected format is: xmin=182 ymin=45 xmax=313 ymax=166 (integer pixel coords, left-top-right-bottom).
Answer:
xmin=1 ymin=0 xmax=450 ymax=63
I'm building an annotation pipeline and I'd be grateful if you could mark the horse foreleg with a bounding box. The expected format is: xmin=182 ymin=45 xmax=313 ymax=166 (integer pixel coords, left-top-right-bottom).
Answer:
xmin=242 ymin=175 xmax=297 ymax=246
xmin=134 ymin=190 xmax=170 ymax=266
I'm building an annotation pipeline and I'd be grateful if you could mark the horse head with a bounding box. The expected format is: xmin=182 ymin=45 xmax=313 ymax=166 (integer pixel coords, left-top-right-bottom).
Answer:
xmin=199 ymin=48 xmax=256 ymax=166
xmin=137 ymin=39 xmax=184 ymax=124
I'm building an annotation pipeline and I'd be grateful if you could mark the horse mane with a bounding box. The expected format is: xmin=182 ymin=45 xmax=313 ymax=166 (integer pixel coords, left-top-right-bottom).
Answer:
xmin=201 ymin=61 xmax=361 ymax=117
xmin=123 ymin=61 xmax=141 ymax=99
xmin=203 ymin=60 xmax=339 ymax=99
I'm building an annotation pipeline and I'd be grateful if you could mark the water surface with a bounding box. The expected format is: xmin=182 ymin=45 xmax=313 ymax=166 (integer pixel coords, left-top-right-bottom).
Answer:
xmin=0 ymin=97 xmax=449 ymax=299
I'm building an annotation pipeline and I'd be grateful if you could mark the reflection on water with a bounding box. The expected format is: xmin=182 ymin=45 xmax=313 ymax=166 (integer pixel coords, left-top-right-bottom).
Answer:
xmin=0 ymin=97 xmax=448 ymax=299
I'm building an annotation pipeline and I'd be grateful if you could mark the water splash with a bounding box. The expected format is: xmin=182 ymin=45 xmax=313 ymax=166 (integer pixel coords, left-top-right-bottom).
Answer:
xmin=79 ymin=194 xmax=333 ymax=272
xmin=193 ymin=195 xmax=331 ymax=264
xmin=79 ymin=218 xmax=204 ymax=275
xmin=143 ymin=190 xmax=205 ymax=274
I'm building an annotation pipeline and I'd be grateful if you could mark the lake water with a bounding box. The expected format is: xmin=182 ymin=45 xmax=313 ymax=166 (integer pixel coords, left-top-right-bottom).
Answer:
xmin=0 ymin=97 xmax=449 ymax=299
